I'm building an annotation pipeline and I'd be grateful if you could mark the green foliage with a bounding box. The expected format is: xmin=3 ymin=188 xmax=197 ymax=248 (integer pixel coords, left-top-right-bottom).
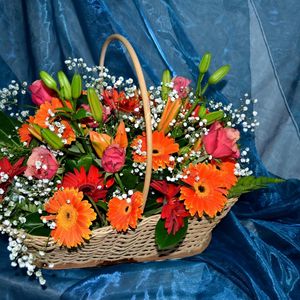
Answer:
xmin=74 ymin=108 xmax=90 ymax=120
xmin=121 ymin=169 xmax=139 ymax=189
xmin=0 ymin=111 xmax=21 ymax=146
xmin=155 ymin=217 xmax=188 ymax=250
xmin=228 ymin=176 xmax=284 ymax=198
xmin=23 ymin=213 xmax=50 ymax=236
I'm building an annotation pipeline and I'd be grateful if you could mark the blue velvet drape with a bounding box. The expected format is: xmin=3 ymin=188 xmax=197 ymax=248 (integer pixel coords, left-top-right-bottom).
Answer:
xmin=0 ymin=0 xmax=299 ymax=299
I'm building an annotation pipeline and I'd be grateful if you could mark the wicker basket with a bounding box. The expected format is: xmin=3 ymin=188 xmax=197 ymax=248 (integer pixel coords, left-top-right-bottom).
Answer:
xmin=23 ymin=34 xmax=238 ymax=270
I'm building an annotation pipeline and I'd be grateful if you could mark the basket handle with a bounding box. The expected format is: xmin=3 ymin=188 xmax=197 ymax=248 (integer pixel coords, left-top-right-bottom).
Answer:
xmin=99 ymin=34 xmax=153 ymax=211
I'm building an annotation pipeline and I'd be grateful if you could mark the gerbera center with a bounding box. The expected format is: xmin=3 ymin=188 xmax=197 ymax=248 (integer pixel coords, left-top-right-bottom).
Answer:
xmin=80 ymin=183 xmax=95 ymax=194
xmin=57 ymin=204 xmax=78 ymax=230
xmin=153 ymin=149 xmax=160 ymax=154
xmin=198 ymin=185 xmax=205 ymax=193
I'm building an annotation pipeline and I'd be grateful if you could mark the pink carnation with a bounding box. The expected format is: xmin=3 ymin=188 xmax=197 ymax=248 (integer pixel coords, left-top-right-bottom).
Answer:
xmin=24 ymin=147 xmax=59 ymax=179
xmin=203 ymin=121 xmax=240 ymax=159
xmin=172 ymin=76 xmax=191 ymax=98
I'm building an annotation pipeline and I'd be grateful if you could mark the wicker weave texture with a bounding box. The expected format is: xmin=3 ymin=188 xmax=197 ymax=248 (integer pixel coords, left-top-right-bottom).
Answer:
xmin=23 ymin=198 xmax=238 ymax=269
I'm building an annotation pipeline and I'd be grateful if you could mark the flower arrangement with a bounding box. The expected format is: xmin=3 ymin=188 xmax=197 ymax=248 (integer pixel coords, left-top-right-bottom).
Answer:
xmin=0 ymin=46 xmax=282 ymax=285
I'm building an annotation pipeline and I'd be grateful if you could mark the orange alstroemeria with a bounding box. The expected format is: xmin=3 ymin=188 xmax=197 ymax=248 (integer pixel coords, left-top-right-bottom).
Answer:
xmin=157 ymin=97 xmax=182 ymax=134
xmin=114 ymin=120 xmax=128 ymax=148
xmin=90 ymin=121 xmax=128 ymax=158
xmin=89 ymin=131 xmax=112 ymax=158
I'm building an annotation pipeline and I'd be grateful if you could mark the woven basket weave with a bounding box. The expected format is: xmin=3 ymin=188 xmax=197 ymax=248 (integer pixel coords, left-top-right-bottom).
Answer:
xmin=22 ymin=34 xmax=238 ymax=270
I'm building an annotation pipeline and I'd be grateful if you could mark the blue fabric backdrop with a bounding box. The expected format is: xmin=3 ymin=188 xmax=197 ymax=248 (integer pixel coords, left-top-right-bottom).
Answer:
xmin=0 ymin=0 xmax=299 ymax=299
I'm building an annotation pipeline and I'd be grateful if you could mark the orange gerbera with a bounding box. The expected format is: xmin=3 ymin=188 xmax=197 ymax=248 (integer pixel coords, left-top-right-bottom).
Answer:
xmin=213 ymin=160 xmax=238 ymax=189
xmin=43 ymin=188 xmax=96 ymax=248
xmin=179 ymin=163 xmax=228 ymax=218
xmin=131 ymin=130 xmax=179 ymax=170
xmin=107 ymin=191 xmax=143 ymax=232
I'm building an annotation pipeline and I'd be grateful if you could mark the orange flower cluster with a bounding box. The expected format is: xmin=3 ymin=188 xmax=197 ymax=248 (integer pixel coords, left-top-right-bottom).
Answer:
xmin=19 ymin=98 xmax=75 ymax=145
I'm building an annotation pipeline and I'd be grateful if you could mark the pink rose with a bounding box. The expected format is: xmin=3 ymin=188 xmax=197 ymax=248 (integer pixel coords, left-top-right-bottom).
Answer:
xmin=102 ymin=144 xmax=125 ymax=173
xmin=24 ymin=147 xmax=59 ymax=179
xmin=172 ymin=76 xmax=191 ymax=98
xmin=203 ymin=121 xmax=240 ymax=159
xmin=29 ymin=80 xmax=57 ymax=106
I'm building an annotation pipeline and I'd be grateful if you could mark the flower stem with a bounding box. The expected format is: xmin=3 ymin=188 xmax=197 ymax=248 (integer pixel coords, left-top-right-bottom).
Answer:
xmin=115 ymin=172 xmax=125 ymax=193
xmin=87 ymin=196 xmax=105 ymax=226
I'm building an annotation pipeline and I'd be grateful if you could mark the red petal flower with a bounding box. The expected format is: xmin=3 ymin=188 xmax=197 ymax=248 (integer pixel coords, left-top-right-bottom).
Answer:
xmin=161 ymin=198 xmax=190 ymax=235
xmin=151 ymin=180 xmax=189 ymax=234
xmin=151 ymin=180 xmax=180 ymax=200
xmin=61 ymin=166 xmax=114 ymax=202
xmin=0 ymin=157 xmax=26 ymax=200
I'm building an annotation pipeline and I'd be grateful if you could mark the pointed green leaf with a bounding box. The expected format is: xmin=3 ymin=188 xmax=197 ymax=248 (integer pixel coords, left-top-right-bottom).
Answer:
xmin=228 ymin=176 xmax=284 ymax=198
xmin=155 ymin=217 xmax=188 ymax=250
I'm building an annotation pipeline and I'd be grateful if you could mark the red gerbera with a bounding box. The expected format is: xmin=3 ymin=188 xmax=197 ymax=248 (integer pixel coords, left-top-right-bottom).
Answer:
xmin=60 ymin=165 xmax=114 ymax=202
xmin=151 ymin=180 xmax=189 ymax=234
xmin=0 ymin=157 xmax=26 ymax=201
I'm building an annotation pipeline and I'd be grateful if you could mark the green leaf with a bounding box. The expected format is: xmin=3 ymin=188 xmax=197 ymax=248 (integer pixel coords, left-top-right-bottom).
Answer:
xmin=96 ymin=200 xmax=108 ymax=212
xmin=68 ymin=143 xmax=84 ymax=155
xmin=77 ymin=155 xmax=93 ymax=171
xmin=56 ymin=107 xmax=74 ymax=113
xmin=64 ymin=159 xmax=77 ymax=172
xmin=228 ymin=176 xmax=284 ymax=198
xmin=0 ymin=111 xmax=21 ymax=146
xmin=121 ymin=169 xmax=139 ymax=189
xmin=74 ymin=108 xmax=89 ymax=120
xmin=23 ymin=213 xmax=50 ymax=236
xmin=155 ymin=217 xmax=188 ymax=250
xmin=143 ymin=207 xmax=162 ymax=217
xmin=19 ymin=203 xmax=38 ymax=213
xmin=171 ymin=127 xmax=184 ymax=138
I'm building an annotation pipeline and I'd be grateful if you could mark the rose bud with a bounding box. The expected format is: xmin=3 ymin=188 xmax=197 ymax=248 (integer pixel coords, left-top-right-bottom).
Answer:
xmin=29 ymin=80 xmax=57 ymax=106
xmin=203 ymin=121 xmax=240 ymax=159
xmin=101 ymin=144 xmax=126 ymax=173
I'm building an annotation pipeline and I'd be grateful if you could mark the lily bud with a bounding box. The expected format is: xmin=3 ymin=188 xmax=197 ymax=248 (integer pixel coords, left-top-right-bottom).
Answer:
xmin=204 ymin=111 xmax=224 ymax=125
xmin=57 ymin=71 xmax=72 ymax=99
xmin=198 ymin=52 xmax=211 ymax=74
xmin=71 ymin=73 xmax=82 ymax=100
xmin=39 ymin=71 xmax=58 ymax=91
xmin=198 ymin=105 xmax=207 ymax=118
xmin=28 ymin=124 xmax=43 ymax=142
xmin=161 ymin=69 xmax=171 ymax=102
xmin=89 ymin=131 xmax=111 ymax=158
xmin=41 ymin=128 xmax=64 ymax=150
xmin=87 ymin=88 xmax=103 ymax=124
xmin=114 ymin=120 xmax=128 ymax=148
xmin=208 ymin=65 xmax=230 ymax=85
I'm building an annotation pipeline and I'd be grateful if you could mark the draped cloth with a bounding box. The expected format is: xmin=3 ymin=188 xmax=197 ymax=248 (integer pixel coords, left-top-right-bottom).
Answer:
xmin=0 ymin=1 xmax=299 ymax=299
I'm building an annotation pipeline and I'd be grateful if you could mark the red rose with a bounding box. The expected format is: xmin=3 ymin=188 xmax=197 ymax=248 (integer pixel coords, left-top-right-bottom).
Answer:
xmin=29 ymin=80 xmax=56 ymax=106
xmin=203 ymin=121 xmax=240 ymax=159
xmin=102 ymin=144 xmax=125 ymax=173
